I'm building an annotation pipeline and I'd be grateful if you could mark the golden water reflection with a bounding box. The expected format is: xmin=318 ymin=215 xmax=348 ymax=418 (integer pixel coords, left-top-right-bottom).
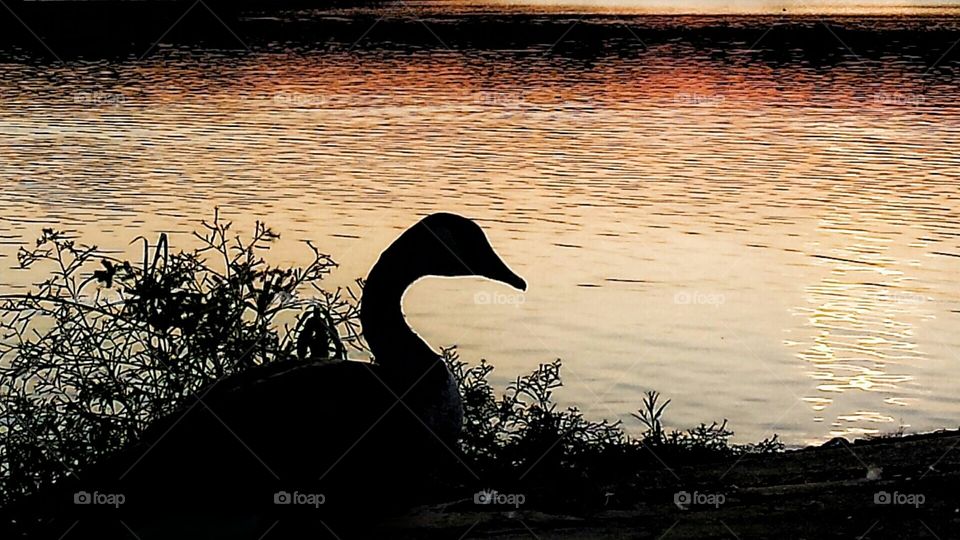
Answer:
xmin=794 ymin=210 xmax=940 ymax=438
xmin=1 ymin=20 xmax=959 ymax=443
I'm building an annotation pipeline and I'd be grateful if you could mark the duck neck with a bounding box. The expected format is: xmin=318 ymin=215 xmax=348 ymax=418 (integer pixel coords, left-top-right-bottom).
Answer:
xmin=361 ymin=263 xmax=438 ymax=371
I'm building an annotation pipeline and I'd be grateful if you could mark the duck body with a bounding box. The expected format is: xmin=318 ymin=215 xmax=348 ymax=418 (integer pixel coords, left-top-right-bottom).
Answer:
xmin=9 ymin=360 xmax=463 ymax=539
xmin=4 ymin=213 xmax=524 ymax=539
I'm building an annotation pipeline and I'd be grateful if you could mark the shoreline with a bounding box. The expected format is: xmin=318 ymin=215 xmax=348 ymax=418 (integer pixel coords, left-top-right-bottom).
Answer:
xmin=382 ymin=429 xmax=960 ymax=538
xmin=2 ymin=6 xmax=960 ymax=59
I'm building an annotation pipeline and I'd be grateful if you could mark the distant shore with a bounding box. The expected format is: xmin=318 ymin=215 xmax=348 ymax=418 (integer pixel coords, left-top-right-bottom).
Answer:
xmin=2 ymin=3 xmax=960 ymax=60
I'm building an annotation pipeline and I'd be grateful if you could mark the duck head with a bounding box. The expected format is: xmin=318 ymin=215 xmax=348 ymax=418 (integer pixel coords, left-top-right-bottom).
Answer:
xmin=361 ymin=213 xmax=526 ymax=365
xmin=397 ymin=213 xmax=526 ymax=290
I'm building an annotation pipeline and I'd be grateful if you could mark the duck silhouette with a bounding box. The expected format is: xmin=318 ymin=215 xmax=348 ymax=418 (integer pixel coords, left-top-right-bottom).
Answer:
xmin=6 ymin=212 xmax=526 ymax=539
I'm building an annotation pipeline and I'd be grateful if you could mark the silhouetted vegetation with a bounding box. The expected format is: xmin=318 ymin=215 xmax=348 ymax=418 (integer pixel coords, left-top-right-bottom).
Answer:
xmin=445 ymin=349 xmax=783 ymax=509
xmin=0 ymin=215 xmax=781 ymax=510
xmin=0 ymin=213 xmax=362 ymax=507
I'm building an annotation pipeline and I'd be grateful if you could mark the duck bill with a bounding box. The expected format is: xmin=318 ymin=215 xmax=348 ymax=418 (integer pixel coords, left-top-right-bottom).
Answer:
xmin=485 ymin=260 xmax=527 ymax=291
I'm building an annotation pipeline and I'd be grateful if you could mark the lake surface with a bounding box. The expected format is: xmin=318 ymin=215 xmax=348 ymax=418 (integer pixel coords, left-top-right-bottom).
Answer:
xmin=1 ymin=7 xmax=959 ymax=444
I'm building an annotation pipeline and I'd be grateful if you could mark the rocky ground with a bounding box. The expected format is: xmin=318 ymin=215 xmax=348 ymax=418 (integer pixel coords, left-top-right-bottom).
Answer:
xmin=380 ymin=431 xmax=960 ymax=539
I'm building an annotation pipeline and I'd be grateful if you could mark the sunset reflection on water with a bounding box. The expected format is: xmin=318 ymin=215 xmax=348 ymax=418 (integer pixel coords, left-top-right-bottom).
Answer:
xmin=1 ymin=13 xmax=959 ymax=443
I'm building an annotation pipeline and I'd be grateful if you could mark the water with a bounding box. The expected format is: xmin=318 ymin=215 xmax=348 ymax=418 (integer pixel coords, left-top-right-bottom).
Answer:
xmin=1 ymin=7 xmax=959 ymax=444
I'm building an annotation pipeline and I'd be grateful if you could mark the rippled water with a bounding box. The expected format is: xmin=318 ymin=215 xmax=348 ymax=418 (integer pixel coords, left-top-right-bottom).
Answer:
xmin=1 ymin=11 xmax=959 ymax=444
